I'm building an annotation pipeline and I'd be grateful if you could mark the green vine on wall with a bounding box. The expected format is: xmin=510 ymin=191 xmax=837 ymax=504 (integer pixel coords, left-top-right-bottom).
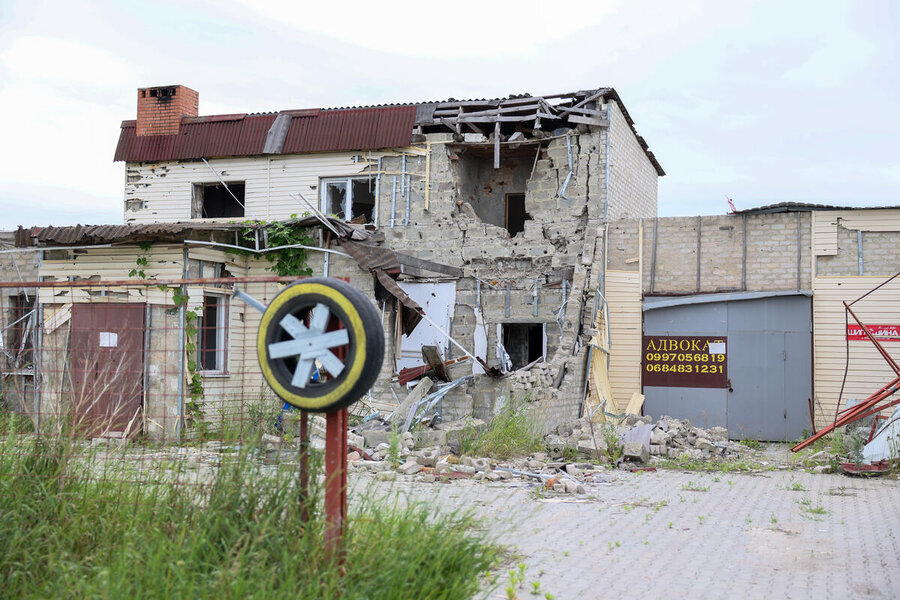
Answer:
xmin=169 ymin=288 xmax=208 ymax=439
xmin=128 ymin=242 xmax=209 ymax=439
xmin=129 ymin=241 xmax=153 ymax=279
xmin=240 ymin=216 xmax=316 ymax=276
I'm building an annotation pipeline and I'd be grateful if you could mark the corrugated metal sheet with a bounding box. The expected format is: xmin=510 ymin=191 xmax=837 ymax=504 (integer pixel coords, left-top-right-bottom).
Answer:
xmin=26 ymin=222 xmax=246 ymax=246
xmin=24 ymin=216 xmax=363 ymax=247
xmin=813 ymin=276 xmax=900 ymax=429
xmin=114 ymin=114 xmax=276 ymax=162
xmin=281 ymin=106 xmax=415 ymax=154
xmin=735 ymin=202 xmax=900 ymax=215
xmin=114 ymin=105 xmax=416 ymax=162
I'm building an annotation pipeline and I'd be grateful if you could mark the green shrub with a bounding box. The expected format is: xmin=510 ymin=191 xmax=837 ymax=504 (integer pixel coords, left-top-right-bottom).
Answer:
xmin=466 ymin=402 xmax=544 ymax=460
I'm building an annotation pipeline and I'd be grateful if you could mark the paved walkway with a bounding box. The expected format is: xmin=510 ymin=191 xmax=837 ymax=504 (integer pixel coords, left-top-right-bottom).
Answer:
xmin=352 ymin=467 xmax=900 ymax=599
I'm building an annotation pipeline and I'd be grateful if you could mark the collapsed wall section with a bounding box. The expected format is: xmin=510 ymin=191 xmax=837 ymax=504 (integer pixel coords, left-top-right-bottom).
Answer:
xmin=369 ymin=130 xmax=612 ymax=432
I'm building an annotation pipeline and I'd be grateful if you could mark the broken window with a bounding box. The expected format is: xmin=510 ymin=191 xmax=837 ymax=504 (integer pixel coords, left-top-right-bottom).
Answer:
xmin=453 ymin=145 xmax=533 ymax=236
xmin=506 ymin=193 xmax=529 ymax=237
xmin=197 ymin=294 xmax=227 ymax=372
xmin=502 ymin=323 xmax=545 ymax=370
xmin=320 ymin=176 xmax=376 ymax=223
xmin=7 ymin=293 xmax=34 ymax=370
xmin=191 ymin=182 xmax=245 ymax=218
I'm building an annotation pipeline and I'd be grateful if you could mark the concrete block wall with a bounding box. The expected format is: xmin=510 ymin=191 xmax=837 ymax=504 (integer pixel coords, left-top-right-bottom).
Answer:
xmin=608 ymin=213 xmax=813 ymax=295
xmin=607 ymin=101 xmax=659 ymax=220
xmin=817 ymin=226 xmax=899 ymax=277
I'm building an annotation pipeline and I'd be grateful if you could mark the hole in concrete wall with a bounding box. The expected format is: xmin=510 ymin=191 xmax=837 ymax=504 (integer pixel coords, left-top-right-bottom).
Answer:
xmin=192 ymin=182 xmax=245 ymax=218
xmin=454 ymin=145 xmax=534 ymax=236
xmin=502 ymin=323 xmax=545 ymax=370
xmin=505 ymin=193 xmax=530 ymax=237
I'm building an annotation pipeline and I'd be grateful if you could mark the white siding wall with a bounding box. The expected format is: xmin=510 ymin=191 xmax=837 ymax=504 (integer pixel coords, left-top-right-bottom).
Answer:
xmin=124 ymin=151 xmax=391 ymax=223
xmin=813 ymin=276 xmax=900 ymax=428
xmin=606 ymin=270 xmax=643 ymax=411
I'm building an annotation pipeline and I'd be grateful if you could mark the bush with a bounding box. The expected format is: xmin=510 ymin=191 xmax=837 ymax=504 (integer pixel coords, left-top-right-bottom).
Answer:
xmin=464 ymin=402 xmax=544 ymax=460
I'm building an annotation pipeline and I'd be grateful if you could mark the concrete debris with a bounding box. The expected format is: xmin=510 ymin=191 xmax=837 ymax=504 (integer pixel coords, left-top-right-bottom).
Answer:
xmin=398 ymin=460 xmax=422 ymax=475
xmin=542 ymin=415 xmax=742 ymax=464
xmin=623 ymin=442 xmax=649 ymax=464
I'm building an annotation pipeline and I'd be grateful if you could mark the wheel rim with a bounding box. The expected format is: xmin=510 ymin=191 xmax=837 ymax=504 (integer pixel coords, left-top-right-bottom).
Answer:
xmin=267 ymin=302 xmax=350 ymax=389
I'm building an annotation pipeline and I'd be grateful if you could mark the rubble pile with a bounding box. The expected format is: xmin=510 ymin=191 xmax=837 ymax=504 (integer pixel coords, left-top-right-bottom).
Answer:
xmin=282 ymin=412 xmax=749 ymax=497
xmin=543 ymin=415 xmax=739 ymax=464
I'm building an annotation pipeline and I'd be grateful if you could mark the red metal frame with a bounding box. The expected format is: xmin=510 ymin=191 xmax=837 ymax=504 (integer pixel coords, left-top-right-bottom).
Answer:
xmin=792 ymin=300 xmax=900 ymax=452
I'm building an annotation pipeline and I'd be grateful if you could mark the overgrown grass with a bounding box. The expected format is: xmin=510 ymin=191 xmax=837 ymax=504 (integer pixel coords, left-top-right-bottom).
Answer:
xmin=0 ymin=424 xmax=500 ymax=599
xmin=461 ymin=402 xmax=544 ymax=460
xmin=657 ymin=452 xmax=774 ymax=473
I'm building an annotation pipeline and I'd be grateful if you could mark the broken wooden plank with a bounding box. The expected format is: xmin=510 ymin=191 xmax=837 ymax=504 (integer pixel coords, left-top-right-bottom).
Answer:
xmin=564 ymin=106 xmax=606 ymax=117
xmin=567 ymin=115 xmax=609 ymax=127
xmin=395 ymin=253 xmax=463 ymax=277
xmin=390 ymin=377 xmax=434 ymax=428
xmin=421 ymin=345 xmax=450 ymax=382
xmin=558 ymin=90 xmax=605 ymax=115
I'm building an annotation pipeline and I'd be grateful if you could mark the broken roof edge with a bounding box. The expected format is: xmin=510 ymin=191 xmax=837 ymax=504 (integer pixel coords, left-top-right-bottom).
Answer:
xmin=17 ymin=217 xmax=370 ymax=248
xmin=116 ymin=86 xmax=664 ymax=175
xmin=730 ymin=202 xmax=900 ymax=215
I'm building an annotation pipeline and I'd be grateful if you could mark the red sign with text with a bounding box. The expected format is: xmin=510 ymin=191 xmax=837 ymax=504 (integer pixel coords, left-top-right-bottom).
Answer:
xmin=846 ymin=324 xmax=900 ymax=342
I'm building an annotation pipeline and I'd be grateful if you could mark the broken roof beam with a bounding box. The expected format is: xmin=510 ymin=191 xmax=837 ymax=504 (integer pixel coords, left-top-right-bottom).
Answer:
xmin=567 ymin=115 xmax=609 ymax=127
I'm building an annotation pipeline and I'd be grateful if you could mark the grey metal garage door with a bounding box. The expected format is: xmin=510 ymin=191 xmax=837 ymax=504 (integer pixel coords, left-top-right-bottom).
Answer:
xmin=642 ymin=293 xmax=812 ymax=441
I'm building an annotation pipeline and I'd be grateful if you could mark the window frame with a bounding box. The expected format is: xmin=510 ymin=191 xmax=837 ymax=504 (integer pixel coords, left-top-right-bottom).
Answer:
xmin=196 ymin=292 xmax=229 ymax=375
xmin=319 ymin=175 xmax=376 ymax=223
xmin=191 ymin=181 xmax=246 ymax=219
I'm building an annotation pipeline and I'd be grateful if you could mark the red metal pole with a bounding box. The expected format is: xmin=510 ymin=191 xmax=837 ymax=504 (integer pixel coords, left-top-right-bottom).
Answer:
xmin=324 ymin=408 xmax=348 ymax=562
xmin=792 ymin=375 xmax=900 ymax=451
xmin=845 ymin=302 xmax=900 ymax=375
xmin=298 ymin=411 xmax=309 ymax=523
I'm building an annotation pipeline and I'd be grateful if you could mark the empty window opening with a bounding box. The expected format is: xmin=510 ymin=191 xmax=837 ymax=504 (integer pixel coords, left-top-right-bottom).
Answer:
xmin=198 ymin=294 xmax=227 ymax=372
xmin=192 ymin=182 xmax=245 ymax=218
xmin=506 ymin=193 xmax=530 ymax=237
xmin=7 ymin=293 xmax=35 ymax=369
xmin=502 ymin=323 xmax=545 ymax=370
xmin=321 ymin=176 xmax=376 ymax=223
xmin=453 ymin=145 xmax=533 ymax=236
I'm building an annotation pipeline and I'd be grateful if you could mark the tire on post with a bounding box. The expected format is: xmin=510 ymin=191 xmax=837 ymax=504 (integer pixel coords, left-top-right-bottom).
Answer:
xmin=257 ymin=277 xmax=384 ymax=413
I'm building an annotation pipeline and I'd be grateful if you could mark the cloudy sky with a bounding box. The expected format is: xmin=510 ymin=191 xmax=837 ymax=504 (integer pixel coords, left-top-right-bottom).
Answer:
xmin=0 ymin=0 xmax=897 ymax=227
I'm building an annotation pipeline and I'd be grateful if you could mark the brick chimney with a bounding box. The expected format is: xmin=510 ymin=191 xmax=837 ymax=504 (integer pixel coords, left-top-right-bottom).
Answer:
xmin=136 ymin=85 xmax=199 ymax=136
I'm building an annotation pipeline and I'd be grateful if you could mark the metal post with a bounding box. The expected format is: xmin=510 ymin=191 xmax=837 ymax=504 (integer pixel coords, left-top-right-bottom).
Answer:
xmin=324 ymin=408 xmax=348 ymax=562
xmin=390 ymin=176 xmax=397 ymax=228
xmin=299 ymin=411 xmax=310 ymax=523
xmin=857 ymin=230 xmax=864 ymax=276
xmin=176 ymin=247 xmax=188 ymax=438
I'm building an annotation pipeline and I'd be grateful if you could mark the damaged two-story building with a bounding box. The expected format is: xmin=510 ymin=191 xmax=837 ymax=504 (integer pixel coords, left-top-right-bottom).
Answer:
xmin=6 ymin=84 xmax=898 ymax=444
xmin=6 ymin=84 xmax=663 ymax=437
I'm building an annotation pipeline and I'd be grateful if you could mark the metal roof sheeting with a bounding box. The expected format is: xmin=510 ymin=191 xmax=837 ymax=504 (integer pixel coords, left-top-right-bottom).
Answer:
xmin=114 ymin=105 xmax=416 ymax=162
xmin=282 ymin=106 xmax=416 ymax=154
xmin=25 ymin=223 xmax=247 ymax=246
xmin=732 ymin=202 xmax=900 ymax=215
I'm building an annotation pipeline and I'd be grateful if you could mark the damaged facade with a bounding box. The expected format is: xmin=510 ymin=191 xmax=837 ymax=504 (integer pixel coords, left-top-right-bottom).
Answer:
xmin=4 ymin=84 xmax=898 ymax=444
xmin=102 ymin=84 xmax=662 ymax=435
